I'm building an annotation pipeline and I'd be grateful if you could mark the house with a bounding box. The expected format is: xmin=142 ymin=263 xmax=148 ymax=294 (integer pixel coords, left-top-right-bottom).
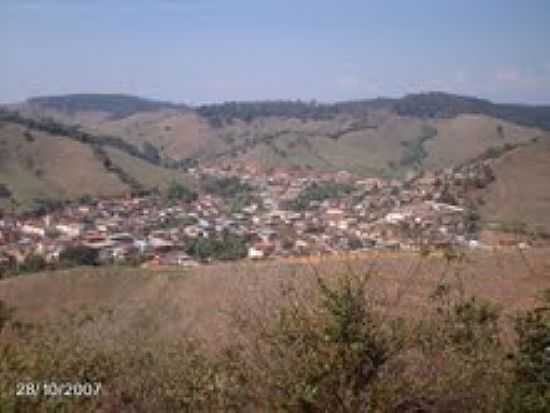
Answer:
xmin=248 ymin=247 xmax=265 ymax=259
xmin=55 ymin=223 xmax=82 ymax=238
xmin=21 ymin=224 xmax=46 ymax=238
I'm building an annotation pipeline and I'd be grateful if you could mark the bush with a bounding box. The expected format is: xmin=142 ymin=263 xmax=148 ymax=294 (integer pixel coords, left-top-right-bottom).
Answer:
xmin=288 ymin=181 xmax=355 ymax=211
xmin=0 ymin=315 xmax=246 ymax=412
xmin=506 ymin=290 xmax=550 ymax=412
xmin=225 ymin=270 xmax=409 ymax=412
xmin=18 ymin=254 xmax=48 ymax=274
xmin=59 ymin=245 xmax=99 ymax=267
xmin=0 ymin=184 xmax=11 ymax=199
xmin=185 ymin=232 xmax=248 ymax=262
xmin=202 ymin=176 xmax=252 ymax=198
xmin=142 ymin=141 xmax=161 ymax=165
xmin=166 ymin=181 xmax=197 ymax=203
xmin=24 ymin=130 xmax=35 ymax=142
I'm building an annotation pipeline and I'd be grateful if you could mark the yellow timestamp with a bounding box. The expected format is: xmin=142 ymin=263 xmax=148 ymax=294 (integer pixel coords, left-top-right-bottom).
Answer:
xmin=16 ymin=382 xmax=102 ymax=398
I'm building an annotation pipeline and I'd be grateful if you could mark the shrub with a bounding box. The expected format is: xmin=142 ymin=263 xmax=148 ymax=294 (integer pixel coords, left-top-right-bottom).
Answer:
xmin=142 ymin=141 xmax=161 ymax=165
xmin=202 ymin=176 xmax=252 ymax=198
xmin=0 ymin=184 xmax=11 ymax=199
xmin=18 ymin=254 xmax=48 ymax=274
xmin=228 ymin=270 xmax=405 ymax=412
xmin=166 ymin=181 xmax=197 ymax=203
xmin=185 ymin=232 xmax=248 ymax=262
xmin=506 ymin=290 xmax=550 ymax=412
xmin=288 ymin=181 xmax=355 ymax=211
xmin=59 ymin=245 xmax=99 ymax=267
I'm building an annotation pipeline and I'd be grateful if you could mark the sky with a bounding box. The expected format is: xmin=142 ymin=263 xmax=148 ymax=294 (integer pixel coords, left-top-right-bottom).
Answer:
xmin=1 ymin=0 xmax=550 ymax=105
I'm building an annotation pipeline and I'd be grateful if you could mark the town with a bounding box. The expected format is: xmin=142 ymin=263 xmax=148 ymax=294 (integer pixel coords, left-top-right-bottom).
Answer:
xmin=0 ymin=158 xmax=538 ymax=274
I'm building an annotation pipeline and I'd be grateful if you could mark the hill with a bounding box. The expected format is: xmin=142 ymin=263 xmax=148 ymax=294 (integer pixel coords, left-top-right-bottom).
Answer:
xmin=477 ymin=139 xmax=550 ymax=233
xmin=196 ymin=92 xmax=550 ymax=130
xmin=9 ymin=92 xmax=550 ymax=177
xmin=0 ymin=116 xmax=189 ymax=212
xmin=25 ymin=93 xmax=186 ymax=120
xmin=3 ymin=92 xmax=550 ymax=223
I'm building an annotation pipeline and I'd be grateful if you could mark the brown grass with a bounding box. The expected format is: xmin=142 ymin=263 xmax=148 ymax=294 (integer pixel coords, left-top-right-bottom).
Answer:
xmin=1 ymin=248 xmax=549 ymax=348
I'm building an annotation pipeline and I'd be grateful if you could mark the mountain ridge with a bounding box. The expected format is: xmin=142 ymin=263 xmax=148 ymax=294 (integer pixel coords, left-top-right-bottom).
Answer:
xmin=7 ymin=91 xmax=550 ymax=130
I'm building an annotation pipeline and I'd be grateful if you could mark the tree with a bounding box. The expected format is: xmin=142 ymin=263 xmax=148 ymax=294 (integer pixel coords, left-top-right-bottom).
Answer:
xmin=186 ymin=232 xmax=248 ymax=262
xmin=0 ymin=184 xmax=11 ymax=199
xmin=142 ymin=142 xmax=161 ymax=164
xmin=59 ymin=245 xmax=99 ymax=266
xmin=19 ymin=254 xmax=48 ymax=273
xmin=167 ymin=181 xmax=197 ymax=203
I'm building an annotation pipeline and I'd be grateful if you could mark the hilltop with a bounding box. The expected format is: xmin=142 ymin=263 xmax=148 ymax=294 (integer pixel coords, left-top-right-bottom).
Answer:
xmin=23 ymin=93 xmax=186 ymax=120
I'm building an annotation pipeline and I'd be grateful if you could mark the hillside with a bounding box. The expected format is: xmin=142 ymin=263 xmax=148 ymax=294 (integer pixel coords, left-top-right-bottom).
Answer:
xmin=2 ymin=248 xmax=550 ymax=411
xmin=11 ymin=92 xmax=549 ymax=178
xmin=3 ymin=91 xmax=550 ymax=220
xmin=478 ymin=139 xmax=550 ymax=233
xmin=2 ymin=249 xmax=549 ymax=343
xmin=88 ymin=111 xmax=228 ymax=161
xmin=0 ymin=119 xmax=188 ymax=212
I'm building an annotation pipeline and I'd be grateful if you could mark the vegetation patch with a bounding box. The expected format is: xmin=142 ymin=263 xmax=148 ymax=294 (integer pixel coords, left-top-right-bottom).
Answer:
xmin=201 ymin=175 xmax=252 ymax=198
xmin=166 ymin=180 xmax=197 ymax=203
xmin=0 ymin=184 xmax=11 ymax=199
xmin=288 ymin=181 xmax=355 ymax=211
xmin=1 ymin=267 xmax=549 ymax=412
xmin=185 ymin=232 xmax=248 ymax=262
xmin=399 ymin=125 xmax=437 ymax=168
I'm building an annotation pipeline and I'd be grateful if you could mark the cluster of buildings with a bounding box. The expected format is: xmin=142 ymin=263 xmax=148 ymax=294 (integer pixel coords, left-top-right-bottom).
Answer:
xmin=0 ymin=159 xmax=531 ymax=271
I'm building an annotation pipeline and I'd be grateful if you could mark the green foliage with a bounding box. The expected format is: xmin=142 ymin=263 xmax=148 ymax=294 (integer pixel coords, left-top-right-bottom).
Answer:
xmin=166 ymin=180 xmax=197 ymax=202
xmin=506 ymin=290 xmax=550 ymax=412
xmin=27 ymin=93 xmax=181 ymax=119
xmin=78 ymin=194 xmax=96 ymax=205
xmin=17 ymin=254 xmax=48 ymax=274
xmin=399 ymin=125 xmax=437 ymax=168
xmin=0 ymin=300 xmax=14 ymax=333
xmin=229 ymin=270 xmax=403 ymax=412
xmin=185 ymin=232 xmax=248 ymax=262
xmin=0 ymin=184 xmax=11 ymax=199
xmin=288 ymin=181 xmax=355 ymax=211
xmin=202 ymin=176 xmax=252 ymax=198
xmin=394 ymin=91 xmax=550 ymax=130
xmin=142 ymin=141 xmax=161 ymax=165
xmin=197 ymin=100 xmax=339 ymax=126
xmin=59 ymin=245 xmax=99 ymax=267
xmin=229 ymin=192 xmax=262 ymax=213
xmin=27 ymin=198 xmax=65 ymax=217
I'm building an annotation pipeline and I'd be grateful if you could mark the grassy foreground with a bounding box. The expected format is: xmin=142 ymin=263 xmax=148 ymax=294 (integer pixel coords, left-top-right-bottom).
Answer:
xmin=1 ymin=249 xmax=550 ymax=412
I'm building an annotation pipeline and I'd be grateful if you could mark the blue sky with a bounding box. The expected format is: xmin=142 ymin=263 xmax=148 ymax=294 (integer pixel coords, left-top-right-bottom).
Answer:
xmin=2 ymin=0 xmax=550 ymax=104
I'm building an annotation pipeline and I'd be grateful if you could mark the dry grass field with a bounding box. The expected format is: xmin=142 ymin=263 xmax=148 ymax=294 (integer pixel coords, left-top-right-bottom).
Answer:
xmin=2 ymin=249 xmax=549 ymax=411
xmin=1 ymin=248 xmax=549 ymax=347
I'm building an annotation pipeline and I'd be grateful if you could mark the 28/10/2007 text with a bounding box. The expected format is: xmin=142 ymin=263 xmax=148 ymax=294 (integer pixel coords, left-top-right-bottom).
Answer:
xmin=16 ymin=382 xmax=102 ymax=398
